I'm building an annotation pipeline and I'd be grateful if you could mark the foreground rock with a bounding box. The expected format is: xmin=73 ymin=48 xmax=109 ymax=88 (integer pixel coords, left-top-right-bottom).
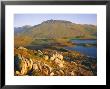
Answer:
xmin=14 ymin=47 xmax=96 ymax=76
xmin=14 ymin=54 xmax=33 ymax=75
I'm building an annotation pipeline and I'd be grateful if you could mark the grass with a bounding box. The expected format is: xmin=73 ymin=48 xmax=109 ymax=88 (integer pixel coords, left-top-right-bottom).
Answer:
xmin=30 ymin=38 xmax=74 ymax=47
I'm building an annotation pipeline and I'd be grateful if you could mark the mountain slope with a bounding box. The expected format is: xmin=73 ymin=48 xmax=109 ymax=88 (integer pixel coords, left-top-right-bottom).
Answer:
xmin=14 ymin=20 xmax=97 ymax=47
xmin=14 ymin=25 xmax=31 ymax=34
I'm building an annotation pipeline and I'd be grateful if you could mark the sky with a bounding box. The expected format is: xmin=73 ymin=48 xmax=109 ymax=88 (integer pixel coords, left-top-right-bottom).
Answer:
xmin=14 ymin=14 xmax=97 ymax=27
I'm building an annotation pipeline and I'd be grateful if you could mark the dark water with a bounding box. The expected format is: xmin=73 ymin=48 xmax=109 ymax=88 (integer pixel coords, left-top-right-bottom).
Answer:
xmin=65 ymin=39 xmax=97 ymax=58
xmin=71 ymin=39 xmax=96 ymax=44
xmin=26 ymin=39 xmax=97 ymax=58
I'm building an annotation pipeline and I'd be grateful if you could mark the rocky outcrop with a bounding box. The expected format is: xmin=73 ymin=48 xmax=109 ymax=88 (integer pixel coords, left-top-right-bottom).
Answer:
xmin=43 ymin=55 xmax=49 ymax=60
xmin=50 ymin=52 xmax=63 ymax=60
xmin=14 ymin=54 xmax=33 ymax=76
xmin=14 ymin=47 xmax=97 ymax=76
xmin=32 ymin=61 xmax=52 ymax=76
xmin=18 ymin=46 xmax=28 ymax=51
xmin=54 ymin=58 xmax=64 ymax=68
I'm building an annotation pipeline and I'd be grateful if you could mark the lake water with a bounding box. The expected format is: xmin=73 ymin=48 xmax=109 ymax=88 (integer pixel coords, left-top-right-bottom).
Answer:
xmin=71 ymin=39 xmax=96 ymax=44
xmin=65 ymin=39 xmax=97 ymax=58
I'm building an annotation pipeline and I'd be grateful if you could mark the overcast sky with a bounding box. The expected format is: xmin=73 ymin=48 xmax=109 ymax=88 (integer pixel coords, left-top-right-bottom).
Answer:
xmin=14 ymin=14 xmax=97 ymax=27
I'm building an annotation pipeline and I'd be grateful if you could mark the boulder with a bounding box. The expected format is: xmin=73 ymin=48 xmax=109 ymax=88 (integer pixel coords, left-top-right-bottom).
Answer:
xmin=33 ymin=63 xmax=39 ymax=70
xmin=70 ymin=71 xmax=75 ymax=76
xmin=18 ymin=46 xmax=27 ymax=51
xmin=54 ymin=58 xmax=64 ymax=68
xmin=14 ymin=54 xmax=33 ymax=75
xmin=49 ymin=52 xmax=64 ymax=61
xmin=43 ymin=55 xmax=49 ymax=60
xmin=43 ymin=63 xmax=52 ymax=73
xmin=50 ymin=72 xmax=54 ymax=76
xmin=50 ymin=56 xmax=55 ymax=61
xmin=38 ymin=50 xmax=43 ymax=55
xmin=59 ymin=70 xmax=65 ymax=75
xmin=59 ymin=63 xmax=64 ymax=68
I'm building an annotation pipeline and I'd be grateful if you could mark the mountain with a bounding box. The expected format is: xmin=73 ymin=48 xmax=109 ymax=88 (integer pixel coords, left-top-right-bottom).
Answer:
xmin=14 ymin=25 xmax=32 ymax=34
xmin=14 ymin=20 xmax=97 ymax=47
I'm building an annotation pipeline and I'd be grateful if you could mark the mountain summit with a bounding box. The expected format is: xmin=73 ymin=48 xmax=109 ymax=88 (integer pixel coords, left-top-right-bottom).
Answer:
xmin=41 ymin=19 xmax=73 ymax=24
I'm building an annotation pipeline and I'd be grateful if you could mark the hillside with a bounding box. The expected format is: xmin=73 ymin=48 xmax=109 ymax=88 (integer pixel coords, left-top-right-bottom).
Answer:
xmin=14 ymin=47 xmax=97 ymax=76
xmin=14 ymin=25 xmax=32 ymax=34
xmin=14 ymin=20 xmax=97 ymax=47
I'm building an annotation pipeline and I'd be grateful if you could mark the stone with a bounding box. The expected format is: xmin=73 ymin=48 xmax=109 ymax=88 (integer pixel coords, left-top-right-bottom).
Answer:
xmin=56 ymin=53 xmax=63 ymax=60
xmin=54 ymin=58 xmax=64 ymax=68
xmin=71 ymin=62 xmax=77 ymax=66
xmin=50 ymin=72 xmax=54 ymax=76
xmin=18 ymin=46 xmax=27 ymax=51
xmin=33 ymin=63 xmax=39 ymax=70
xmin=44 ymin=55 xmax=49 ymax=60
xmin=44 ymin=63 xmax=52 ymax=73
xmin=49 ymin=52 xmax=63 ymax=61
xmin=28 ymin=58 xmax=33 ymax=70
xmin=14 ymin=54 xmax=33 ymax=75
xmin=50 ymin=57 xmax=55 ymax=61
xmin=59 ymin=63 xmax=64 ymax=68
xmin=42 ymin=68 xmax=49 ymax=75
xmin=37 ymin=62 xmax=42 ymax=71
xmin=38 ymin=50 xmax=43 ymax=55
xmin=59 ymin=70 xmax=64 ymax=75
xmin=16 ymin=71 xmax=20 ymax=75
xmin=70 ymin=71 xmax=75 ymax=76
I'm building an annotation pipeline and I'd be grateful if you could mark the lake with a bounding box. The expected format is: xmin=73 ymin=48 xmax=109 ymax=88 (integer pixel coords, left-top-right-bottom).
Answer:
xmin=26 ymin=39 xmax=97 ymax=58
xmin=65 ymin=39 xmax=97 ymax=58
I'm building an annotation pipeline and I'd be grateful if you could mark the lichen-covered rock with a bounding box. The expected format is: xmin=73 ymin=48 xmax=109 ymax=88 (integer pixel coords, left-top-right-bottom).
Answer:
xmin=49 ymin=52 xmax=63 ymax=61
xmin=43 ymin=55 xmax=49 ymax=60
xmin=50 ymin=72 xmax=54 ymax=76
xmin=14 ymin=47 xmax=97 ymax=76
xmin=70 ymin=71 xmax=75 ymax=76
xmin=18 ymin=46 xmax=28 ymax=51
xmin=54 ymin=58 xmax=64 ymax=68
xmin=50 ymin=57 xmax=55 ymax=61
xmin=33 ymin=63 xmax=39 ymax=70
xmin=38 ymin=50 xmax=43 ymax=55
xmin=14 ymin=54 xmax=33 ymax=75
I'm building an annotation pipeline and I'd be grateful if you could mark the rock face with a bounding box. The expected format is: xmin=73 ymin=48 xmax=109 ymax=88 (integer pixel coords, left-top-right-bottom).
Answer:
xmin=14 ymin=47 xmax=96 ymax=76
xmin=14 ymin=54 xmax=33 ymax=75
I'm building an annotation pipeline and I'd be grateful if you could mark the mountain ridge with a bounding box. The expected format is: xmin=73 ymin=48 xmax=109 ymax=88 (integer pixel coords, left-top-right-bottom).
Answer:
xmin=14 ymin=20 xmax=97 ymax=47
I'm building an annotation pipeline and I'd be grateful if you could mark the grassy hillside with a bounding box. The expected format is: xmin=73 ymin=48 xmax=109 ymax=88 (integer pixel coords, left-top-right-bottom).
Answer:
xmin=14 ymin=20 xmax=97 ymax=47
